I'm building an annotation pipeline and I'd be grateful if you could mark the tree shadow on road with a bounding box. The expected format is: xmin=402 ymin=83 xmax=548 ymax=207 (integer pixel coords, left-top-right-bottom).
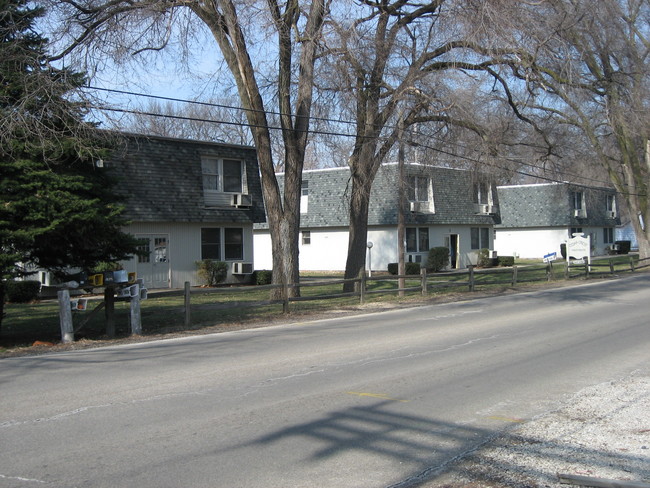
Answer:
xmin=250 ymin=394 xmax=649 ymax=488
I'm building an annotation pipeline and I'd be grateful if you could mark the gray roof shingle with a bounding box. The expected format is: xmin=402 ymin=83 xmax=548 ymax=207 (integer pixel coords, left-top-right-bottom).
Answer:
xmin=496 ymin=183 xmax=619 ymax=228
xmin=106 ymin=134 xmax=266 ymax=224
xmin=256 ymin=163 xmax=500 ymax=229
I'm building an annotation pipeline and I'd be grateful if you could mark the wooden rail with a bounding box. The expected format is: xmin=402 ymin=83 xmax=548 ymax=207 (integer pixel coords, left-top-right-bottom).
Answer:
xmin=58 ymin=255 xmax=650 ymax=342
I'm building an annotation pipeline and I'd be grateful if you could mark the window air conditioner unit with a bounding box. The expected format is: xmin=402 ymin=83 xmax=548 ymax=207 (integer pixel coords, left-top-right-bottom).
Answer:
xmin=409 ymin=201 xmax=419 ymax=213
xmin=476 ymin=204 xmax=490 ymax=214
xmin=488 ymin=250 xmax=497 ymax=259
xmin=607 ymin=210 xmax=617 ymax=218
xmin=232 ymin=262 xmax=254 ymax=274
xmin=573 ymin=209 xmax=586 ymax=218
xmin=231 ymin=193 xmax=252 ymax=208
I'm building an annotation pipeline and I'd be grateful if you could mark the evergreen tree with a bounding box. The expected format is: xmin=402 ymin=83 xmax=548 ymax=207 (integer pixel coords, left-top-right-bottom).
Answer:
xmin=0 ymin=0 xmax=139 ymax=327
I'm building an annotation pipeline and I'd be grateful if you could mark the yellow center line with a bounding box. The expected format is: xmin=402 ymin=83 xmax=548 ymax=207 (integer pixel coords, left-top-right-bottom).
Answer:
xmin=346 ymin=391 xmax=409 ymax=402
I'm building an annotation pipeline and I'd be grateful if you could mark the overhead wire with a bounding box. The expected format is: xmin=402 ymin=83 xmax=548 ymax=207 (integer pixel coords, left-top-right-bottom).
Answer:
xmin=83 ymin=85 xmax=643 ymax=196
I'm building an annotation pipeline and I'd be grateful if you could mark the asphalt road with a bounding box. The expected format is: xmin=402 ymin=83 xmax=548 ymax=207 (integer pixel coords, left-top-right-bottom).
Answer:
xmin=1 ymin=274 xmax=649 ymax=488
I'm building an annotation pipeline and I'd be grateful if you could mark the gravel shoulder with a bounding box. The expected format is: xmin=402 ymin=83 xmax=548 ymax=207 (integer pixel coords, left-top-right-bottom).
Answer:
xmin=424 ymin=373 xmax=650 ymax=488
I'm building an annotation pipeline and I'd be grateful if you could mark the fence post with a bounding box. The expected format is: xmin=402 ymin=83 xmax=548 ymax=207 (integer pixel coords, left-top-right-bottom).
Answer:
xmin=58 ymin=289 xmax=74 ymax=344
xmin=630 ymin=256 xmax=636 ymax=272
xmin=564 ymin=260 xmax=570 ymax=279
xmin=283 ymin=283 xmax=290 ymax=313
xmin=359 ymin=269 xmax=366 ymax=305
xmin=130 ymin=285 xmax=142 ymax=335
xmin=421 ymin=268 xmax=428 ymax=296
xmin=546 ymin=262 xmax=554 ymax=281
xmin=468 ymin=265 xmax=475 ymax=292
xmin=512 ymin=265 xmax=518 ymax=287
xmin=184 ymin=281 xmax=191 ymax=327
xmin=609 ymin=259 xmax=615 ymax=275
xmin=104 ymin=285 xmax=115 ymax=338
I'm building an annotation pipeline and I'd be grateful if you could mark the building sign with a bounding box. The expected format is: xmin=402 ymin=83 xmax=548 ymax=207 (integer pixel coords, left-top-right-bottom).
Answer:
xmin=567 ymin=233 xmax=590 ymax=263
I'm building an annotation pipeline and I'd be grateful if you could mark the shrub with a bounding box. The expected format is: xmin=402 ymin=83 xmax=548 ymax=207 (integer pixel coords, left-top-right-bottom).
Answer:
xmin=477 ymin=248 xmax=494 ymax=268
xmin=498 ymin=256 xmax=515 ymax=267
xmin=253 ymin=269 xmax=273 ymax=285
xmin=5 ymin=280 xmax=41 ymax=303
xmin=405 ymin=262 xmax=421 ymax=275
xmin=387 ymin=263 xmax=398 ymax=275
xmin=195 ymin=260 xmax=228 ymax=286
xmin=426 ymin=247 xmax=449 ymax=272
xmin=91 ymin=261 xmax=122 ymax=273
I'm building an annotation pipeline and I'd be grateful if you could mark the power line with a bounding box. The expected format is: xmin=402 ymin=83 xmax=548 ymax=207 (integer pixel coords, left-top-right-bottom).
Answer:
xmin=85 ymin=85 xmax=358 ymax=129
xmin=85 ymin=86 xmax=643 ymax=196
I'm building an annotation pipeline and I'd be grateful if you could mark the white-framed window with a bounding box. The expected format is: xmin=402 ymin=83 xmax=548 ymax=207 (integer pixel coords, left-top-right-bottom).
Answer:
xmin=571 ymin=191 xmax=587 ymax=218
xmin=572 ymin=191 xmax=585 ymax=210
xmin=224 ymin=228 xmax=243 ymax=260
xmin=201 ymin=227 xmax=244 ymax=261
xmin=406 ymin=227 xmax=429 ymax=253
xmin=471 ymin=227 xmax=490 ymax=250
xmin=473 ymin=182 xmax=491 ymax=205
xmin=606 ymin=194 xmax=615 ymax=212
xmin=201 ymin=228 xmax=221 ymax=260
xmin=606 ymin=194 xmax=617 ymax=217
xmin=201 ymin=158 xmax=244 ymax=193
xmin=407 ymin=176 xmax=430 ymax=202
xmin=302 ymin=231 xmax=311 ymax=245
xmin=603 ymin=228 xmax=614 ymax=244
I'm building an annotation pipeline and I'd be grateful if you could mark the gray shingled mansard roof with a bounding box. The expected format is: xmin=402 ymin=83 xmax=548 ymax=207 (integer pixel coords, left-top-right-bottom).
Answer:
xmin=106 ymin=133 xmax=266 ymax=224
xmin=255 ymin=163 xmax=500 ymax=229
xmin=496 ymin=182 xmax=619 ymax=228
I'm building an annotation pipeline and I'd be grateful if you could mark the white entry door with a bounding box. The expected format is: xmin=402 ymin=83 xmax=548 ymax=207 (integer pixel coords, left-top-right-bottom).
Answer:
xmin=136 ymin=234 xmax=170 ymax=288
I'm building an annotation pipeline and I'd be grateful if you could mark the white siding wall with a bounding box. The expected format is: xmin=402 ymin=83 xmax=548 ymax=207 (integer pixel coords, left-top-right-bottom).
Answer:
xmin=494 ymin=228 xmax=567 ymax=259
xmin=495 ymin=227 xmax=614 ymax=259
xmin=254 ymin=224 xmax=492 ymax=272
xmin=122 ymin=222 xmax=255 ymax=288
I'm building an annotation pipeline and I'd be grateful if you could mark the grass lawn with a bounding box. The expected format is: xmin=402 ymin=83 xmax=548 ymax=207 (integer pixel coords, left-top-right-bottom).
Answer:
xmin=0 ymin=254 xmax=642 ymax=354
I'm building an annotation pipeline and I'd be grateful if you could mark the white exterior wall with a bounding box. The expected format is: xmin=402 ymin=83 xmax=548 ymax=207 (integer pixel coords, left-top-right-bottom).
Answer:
xmin=254 ymin=224 xmax=492 ymax=272
xmin=122 ymin=222 xmax=255 ymax=288
xmin=494 ymin=228 xmax=568 ymax=259
xmin=253 ymin=227 xmax=352 ymax=271
xmin=495 ymin=227 xmax=614 ymax=260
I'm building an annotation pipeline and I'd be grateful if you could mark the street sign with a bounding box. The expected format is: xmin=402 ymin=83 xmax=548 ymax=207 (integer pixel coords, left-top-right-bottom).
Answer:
xmin=543 ymin=252 xmax=557 ymax=263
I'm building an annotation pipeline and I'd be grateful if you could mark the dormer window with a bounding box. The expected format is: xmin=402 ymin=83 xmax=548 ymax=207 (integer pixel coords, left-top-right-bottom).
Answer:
xmin=407 ymin=175 xmax=433 ymax=213
xmin=606 ymin=194 xmax=617 ymax=218
xmin=473 ymin=181 xmax=496 ymax=214
xmin=201 ymin=157 xmax=248 ymax=207
xmin=202 ymin=158 xmax=244 ymax=193
xmin=408 ymin=176 xmax=430 ymax=202
xmin=572 ymin=191 xmax=586 ymax=218
xmin=473 ymin=182 xmax=490 ymax=205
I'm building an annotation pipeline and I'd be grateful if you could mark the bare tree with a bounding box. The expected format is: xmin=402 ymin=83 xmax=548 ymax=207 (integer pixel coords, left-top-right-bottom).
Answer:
xmin=115 ymin=98 xmax=254 ymax=146
xmin=474 ymin=0 xmax=650 ymax=257
xmin=321 ymin=0 xmax=526 ymax=288
xmin=45 ymin=0 xmax=329 ymax=296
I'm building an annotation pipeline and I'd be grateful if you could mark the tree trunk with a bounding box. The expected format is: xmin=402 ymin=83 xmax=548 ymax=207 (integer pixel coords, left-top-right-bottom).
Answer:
xmin=343 ymin=158 xmax=379 ymax=292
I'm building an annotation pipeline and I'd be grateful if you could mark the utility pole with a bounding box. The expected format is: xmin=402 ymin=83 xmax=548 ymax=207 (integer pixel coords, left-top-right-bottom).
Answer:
xmin=397 ymin=115 xmax=406 ymax=297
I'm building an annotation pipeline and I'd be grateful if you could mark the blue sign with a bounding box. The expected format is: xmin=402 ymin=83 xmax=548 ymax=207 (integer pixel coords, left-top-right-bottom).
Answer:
xmin=543 ymin=252 xmax=557 ymax=263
